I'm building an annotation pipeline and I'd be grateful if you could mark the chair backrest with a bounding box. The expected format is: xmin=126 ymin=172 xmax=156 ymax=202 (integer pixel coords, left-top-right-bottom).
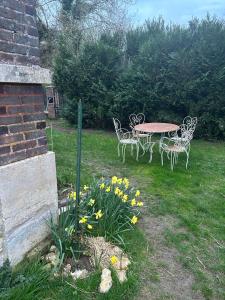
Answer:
xmin=129 ymin=113 xmax=145 ymax=130
xmin=183 ymin=116 xmax=198 ymax=134
xmin=113 ymin=118 xmax=127 ymax=141
xmin=113 ymin=118 xmax=121 ymax=140
xmin=178 ymin=129 xmax=193 ymax=148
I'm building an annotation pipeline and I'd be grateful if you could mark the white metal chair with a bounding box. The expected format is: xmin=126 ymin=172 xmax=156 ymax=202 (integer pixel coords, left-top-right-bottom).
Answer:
xmin=170 ymin=116 xmax=198 ymax=142
xmin=160 ymin=131 xmax=193 ymax=170
xmin=129 ymin=113 xmax=149 ymax=139
xmin=113 ymin=118 xmax=140 ymax=163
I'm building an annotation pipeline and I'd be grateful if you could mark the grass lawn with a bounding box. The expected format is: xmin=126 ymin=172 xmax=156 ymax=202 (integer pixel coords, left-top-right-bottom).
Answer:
xmin=48 ymin=119 xmax=225 ymax=299
xmin=1 ymin=119 xmax=225 ymax=299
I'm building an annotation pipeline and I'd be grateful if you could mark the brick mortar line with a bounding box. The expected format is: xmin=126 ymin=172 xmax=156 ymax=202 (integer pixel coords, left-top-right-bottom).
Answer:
xmin=0 ymin=94 xmax=44 ymax=97
xmin=0 ymin=144 xmax=45 ymax=157
xmin=0 ymin=28 xmax=39 ymax=40
xmin=0 ymin=15 xmax=37 ymax=30
xmin=0 ymin=39 xmax=39 ymax=50
xmin=0 ymin=113 xmax=44 ymax=117
xmin=0 ymin=38 xmax=39 ymax=48
xmin=0 ymin=129 xmax=45 ymax=142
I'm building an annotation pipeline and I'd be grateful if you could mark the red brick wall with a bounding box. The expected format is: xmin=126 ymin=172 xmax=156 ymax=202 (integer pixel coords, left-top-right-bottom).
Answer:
xmin=0 ymin=0 xmax=40 ymax=66
xmin=0 ymin=83 xmax=48 ymax=166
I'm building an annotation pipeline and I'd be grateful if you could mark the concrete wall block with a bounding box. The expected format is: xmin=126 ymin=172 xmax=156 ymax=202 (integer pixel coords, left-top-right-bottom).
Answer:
xmin=0 ymin=152 xmax=58 ymax=265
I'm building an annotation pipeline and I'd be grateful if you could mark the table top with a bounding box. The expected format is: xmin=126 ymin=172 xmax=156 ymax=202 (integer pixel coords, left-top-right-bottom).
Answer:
xmin=134 ymin=122 xmax=179 ymax=133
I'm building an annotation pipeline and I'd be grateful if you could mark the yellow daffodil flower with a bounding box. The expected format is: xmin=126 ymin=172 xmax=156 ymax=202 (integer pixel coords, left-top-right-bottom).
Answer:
xmin=100 ymin=183 xmax=105 ymax=190
xmin=110 ymin=255 xmax=119 ymax=265
xmin=69 ymin=191 xmax=76 ymax=200
xmin=131 ymin=199 xmax=136 ymax=207
xmin=83 ymin=185 xmax=89 ymax=191
xmin=87 ymin=224 xmax=93 ymax=230
xmin=118 ymin=190 xmax=123 ymax=197
xmin=105 ymin=186 xmax=111 ymax=193
xmin=123 ymin=178 xmax=129 ymax=189
xmin=117 ymin=178 xmax=123 ymax=185
xmin=95 ymin=210 xmax=103 ymax=220
xmin=122 ymin=194 xmax=128 ymax=202
xmin=137 ymin=201 xmax=144 ymax=207
xmin=135 ymin=190 xmax=140 ymax=197
xmin=79 ymin=216 xmax=88 ymax=224
xmin=115 ymin=187 xmax=120 ymax=195
xmin=131 ymin=216 xmax=138 ymax=224
xmin=111 ymin=176 xmax=118 ymax=184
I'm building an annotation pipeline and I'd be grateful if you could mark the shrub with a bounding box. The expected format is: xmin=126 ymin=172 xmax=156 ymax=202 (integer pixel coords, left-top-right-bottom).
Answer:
xmin=54 ymin=16 xmax=225 ymax=139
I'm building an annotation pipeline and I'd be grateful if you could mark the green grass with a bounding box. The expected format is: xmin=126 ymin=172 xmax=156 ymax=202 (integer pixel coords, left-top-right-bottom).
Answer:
xmin=46 ymin=120 xmax=225 ymax=299
xmin=2 ymin=119 xmax=225 ymax=299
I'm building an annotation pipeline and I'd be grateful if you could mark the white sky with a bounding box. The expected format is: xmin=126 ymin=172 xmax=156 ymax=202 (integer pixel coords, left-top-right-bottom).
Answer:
xmin=132 ymin=0 xmax=225 ymax=24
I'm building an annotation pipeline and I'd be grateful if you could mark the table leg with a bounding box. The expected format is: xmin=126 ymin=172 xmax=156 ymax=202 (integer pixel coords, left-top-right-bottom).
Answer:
xmin=159 ymin=132 xmax=165 ymax=153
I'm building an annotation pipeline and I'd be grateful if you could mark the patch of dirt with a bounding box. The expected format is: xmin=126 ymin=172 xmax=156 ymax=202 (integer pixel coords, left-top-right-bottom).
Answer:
xmin=137 ymin=215 xmax=204 ymax=300
xmin=65 ymin=255 xmax=93 ymax=272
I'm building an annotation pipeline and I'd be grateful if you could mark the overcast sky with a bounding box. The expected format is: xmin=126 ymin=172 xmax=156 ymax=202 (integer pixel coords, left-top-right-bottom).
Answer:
xmin=132 ymin=0 xmax=225 ymax=24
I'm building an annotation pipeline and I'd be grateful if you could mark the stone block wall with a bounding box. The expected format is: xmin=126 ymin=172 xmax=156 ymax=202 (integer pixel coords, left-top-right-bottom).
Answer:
xmin=0 ymin=0 xmax=40 ymax=66
xmin=0 ymin=83 xmax=48 ymax=166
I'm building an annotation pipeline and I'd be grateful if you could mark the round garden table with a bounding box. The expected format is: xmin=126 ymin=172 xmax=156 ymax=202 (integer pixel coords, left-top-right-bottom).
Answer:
xmin=134 ymin=122 xmax=179 ymax=134
xmin=134 ymin=122 xmax=180 ymax=154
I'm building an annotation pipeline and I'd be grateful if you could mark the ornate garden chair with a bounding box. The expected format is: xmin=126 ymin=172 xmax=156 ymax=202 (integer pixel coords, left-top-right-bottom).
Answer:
xmin=170 ymin=116 xmax=198 ymax=142
xmin=129 ymin=113 xmax=155 ymax=158
xmin=160 ymin=131 xmax=193 ymax=170
xmin=129 ymin=113 xmax=149 ymax=139
xmin=113 ymin=118 xmax=140 ymax=163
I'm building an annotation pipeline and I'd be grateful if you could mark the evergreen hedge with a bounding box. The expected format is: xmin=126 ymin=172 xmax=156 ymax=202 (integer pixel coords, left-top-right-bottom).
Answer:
xmin=53 ymin=16 xmax=225 ymax=139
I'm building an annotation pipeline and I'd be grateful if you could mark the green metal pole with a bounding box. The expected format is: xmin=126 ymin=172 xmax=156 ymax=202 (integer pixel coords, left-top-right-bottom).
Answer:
xmin=76 ymin=99 xmax=82 ymax=232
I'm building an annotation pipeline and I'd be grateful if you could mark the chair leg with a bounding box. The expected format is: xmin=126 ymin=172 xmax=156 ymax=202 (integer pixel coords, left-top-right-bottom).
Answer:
xmin=161 ymin=151 xmax=164 ymax=166
xmin=131 ymin=144 xmax=134 ymax=156
xmin=170 ymin=152 xmax=174 ymax=171
xmin=136 ymin=144 xmax=139 ymax=161
xmin=186 ymin=151 xmax=189 ymax=169
xmin=122 ymin=144 xmax=126 ymax=163
xmin=117 ymin=143 xmax=120 ymax=157
xmin=149 ymin=148 xmax=153 ymax=163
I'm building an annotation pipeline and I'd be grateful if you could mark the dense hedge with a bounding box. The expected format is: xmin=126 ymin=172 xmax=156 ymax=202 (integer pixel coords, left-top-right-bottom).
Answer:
xmin=53 ymin=16 xmax=225 ymax=139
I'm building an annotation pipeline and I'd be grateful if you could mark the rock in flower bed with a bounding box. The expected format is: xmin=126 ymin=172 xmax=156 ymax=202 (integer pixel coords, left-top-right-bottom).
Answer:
xmin=44 ymin=236 xmax=131 ymax=293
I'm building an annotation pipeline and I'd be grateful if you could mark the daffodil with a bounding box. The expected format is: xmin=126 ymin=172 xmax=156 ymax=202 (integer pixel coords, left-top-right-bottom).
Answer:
xmin=137 ymin=201 xmax=144 ymax=207
xmin=88 ymin=198 xmax=95 ymax=206
xmin=131 ymin=216 xmax=138 ymax=224
xmin=79 ymin=216 xmax=88 ymax=224
xmin=95 ymin=210 xmax=103 ymax=220
xmin=111 ymin=176 xmax=118 ymax=184
xmin=110 ymin=255 xmax=119 ymax=265
xmin=118 ymin=190 xmax=123 ymax=197
xmin=100 ymin=183 xmax=105 ymax=190
xmin=117 ymin=178 xmax=123 ymax=185
xmin=115 ymin=187 xmax=120 ymax=195
xmin=123 ymin=178 xmax=129 ymax=189
xmin=122 ymin=194 xmax=128 ymax=202
xmin=69 ymin=191 xmax=76 ymax=200
xmin=135 ymin=190 xmax=141 ymax=197
xmin=87 ymin=224 xmax=93 ymax=230
xmin=83 ymin=185 xmax=89 ymax=191
xmin=131 ymin=198 xmax=136 ymax=207
xmin=105 ymin=186 xmax=111 ymax=193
